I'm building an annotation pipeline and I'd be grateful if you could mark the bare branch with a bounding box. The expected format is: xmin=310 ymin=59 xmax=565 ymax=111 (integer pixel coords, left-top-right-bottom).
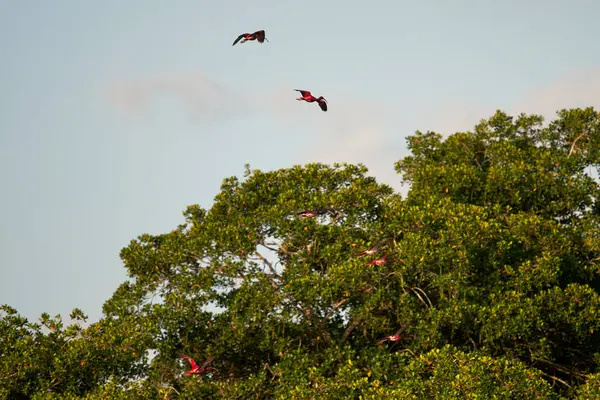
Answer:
xmin=398 ymin=347 xmax=416 ymax=357
xmin=568 ymin=132 xmax=587 ymax=156
xmin=460 ymin=142 xmax=484 ymax=172
xmin=295 ymin=301 xmax=315 ymax=323
xmin=411 ymin=286 xmax=433 ymax=308
xmin=264 ymin=363 xmax=280 ymax=382
xmin=254 ymin=251 xmax=279 ymax=276
xmin=319 ymin=298 xmax=350 ymax=333
xmin=259 ymin=243 xmax=279 ymax=252
xmin=342 ymin=319 xmax=361 ymax=343
xmin=165 ymin=386 xmax=181 ymax=397
xmin=531 ymin=356 xmax=588 ymax=378
xmin=547 ymin=374 xmax=571 ymax=388
xmin=0 ymin=371 xmax=18 ymax=380
xmin=537 ymin=369 xmax=572 ymax=388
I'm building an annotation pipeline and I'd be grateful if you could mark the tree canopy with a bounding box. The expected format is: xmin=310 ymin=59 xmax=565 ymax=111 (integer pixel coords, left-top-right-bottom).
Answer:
xmin=2 ymin=107 xmax=600 ymax=399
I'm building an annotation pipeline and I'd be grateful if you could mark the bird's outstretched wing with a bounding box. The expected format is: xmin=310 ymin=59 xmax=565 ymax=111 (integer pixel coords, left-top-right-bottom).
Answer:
xmin=254 ymin=30 xmax=267 ymax=43
xmin=318 ymin=99 xmax=327 ymax=112
xmin=200 ymin=356 xmax=215 ymax=369
xmin=360 ymin=239 xmax=388 ymax=254
xmin=296 ymin=210 xmax=316 ymax=218
xmin=367 ymin=256 xmax=387 ymax=265
xmin=182 ymin=356 xmax=198 ymax=369
xmin=294 ymin=89 xmax=312 ymax=97
xmin=232 ymin=34 xmax=246 ymax=46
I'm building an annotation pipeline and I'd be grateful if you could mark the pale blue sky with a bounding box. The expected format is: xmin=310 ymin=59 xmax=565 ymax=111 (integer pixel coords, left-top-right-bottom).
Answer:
xmin=1 ymin=0 xmax=600 ymax=323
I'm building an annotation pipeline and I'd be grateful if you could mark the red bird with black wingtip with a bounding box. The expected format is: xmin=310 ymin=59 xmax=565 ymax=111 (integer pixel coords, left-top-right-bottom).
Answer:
xmin=232 ymin=30 xmax=269 ymax=46
xmin=366 ymin=255 xmax=387 ymax=266
xmin=182 ymin=355 xmax=215 ymax=376
xmin=294 ymin=89 xmax=328 ymax=112
xmin=356 ymin=239 xmax=389 ymax=257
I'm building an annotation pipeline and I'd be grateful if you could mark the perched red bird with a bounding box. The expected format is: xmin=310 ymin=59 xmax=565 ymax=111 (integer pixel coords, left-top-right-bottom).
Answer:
xmin=366 ymin=256 xmax=387 ymax=266
xmin=294 ymin=89 xmax=328 ymax=112
xmin=296 ymin=207 xmax=335 ymax=218
xmin=384 ymin=333 xmax=401 ymax=342
xmin=232 ymin=30 xmax=269 ymax=46
xmin=356 ymin=239 xmax=389 ymax=257
xmin=377 ymin=325 xmax=408 ymax=344
xmin=182 ymin=355 xmax=214 ymax=375
xmin=297 ymin=210 xmax=318 ymax=218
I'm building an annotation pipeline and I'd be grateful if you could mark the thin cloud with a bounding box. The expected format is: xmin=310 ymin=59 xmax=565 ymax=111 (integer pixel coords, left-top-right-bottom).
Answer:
xmin=106 ymin=72 xmax=253 ymax=124
xmin=511 ymin=67 xmax=600 ymax=119
xmin=423 ymin=68 xmax=600 ymax=135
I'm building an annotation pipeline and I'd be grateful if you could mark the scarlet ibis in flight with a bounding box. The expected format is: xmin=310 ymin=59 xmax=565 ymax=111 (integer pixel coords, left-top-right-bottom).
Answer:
xmin=182 ymin=355 xmax=214 ymax=375
xmin=356 ymin=239 xmax=390 ymax=257
xmin=232 ymin=30 xmax=269 ymax=46
xmin=294 ymin=89 xmax=328 ymax=112
xmin=366 ymin=256 xmax=387 ymax=266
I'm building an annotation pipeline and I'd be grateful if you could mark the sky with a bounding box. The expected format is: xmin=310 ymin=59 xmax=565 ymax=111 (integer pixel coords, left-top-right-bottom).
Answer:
xmin=1 ymin=0 xmax=600 ymax=324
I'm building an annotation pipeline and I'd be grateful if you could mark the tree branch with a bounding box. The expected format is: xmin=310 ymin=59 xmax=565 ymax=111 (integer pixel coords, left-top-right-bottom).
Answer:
xmin=342 ymin=319 xmax=361 ymax=343
xmin=296 ymin=301 xmax=314 ymax=322
xmin=537 ymin=369 xmax=572 ymax=388
xmin=410 ymin=286 xmax=433 ymax=308
xmin=568 ymin=132 xmax=587 ymax=156
xmin=0 ymin=371 xmax=18 ymax=380
xmin=264 ymin=363 xmax=280 ymax=382
xmin=531 ymin=356 xmax=588 ymax=378
xmin=254 ymin=251 xmax=279 ymax=276
xmin=259 ymin=243 xmax=279 ymax=253
xmin=321 ymin=298 xmax=350 ymax=326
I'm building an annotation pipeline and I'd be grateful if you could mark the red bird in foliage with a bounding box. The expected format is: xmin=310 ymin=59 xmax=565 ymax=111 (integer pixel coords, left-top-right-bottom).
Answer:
xmin=383 ymin=333 xmax=401 ymax=342
xmin=294 ymin=89 xmax=328 ymax=112
xmin=232 ymin=30 xmax=269 ymax=46
xmin=296 ymin=207 xmax=335 ymax=219
xmin=182 ymin=355 xmax=214 ymax=375
xmin=356 ymin=239 xmax=389 ymax=257
xmin=366 ymin=256 xmax=387 ymax=266
xmin=378 ymin=325 xmax=408 ymax=344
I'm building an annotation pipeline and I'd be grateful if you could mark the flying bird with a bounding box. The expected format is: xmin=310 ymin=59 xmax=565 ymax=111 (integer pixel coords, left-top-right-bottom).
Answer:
xmin=294 ymin=89 xmax=328 ymax=112
xmin=232 ymin=30 xmax=269 ymax=46
xmin=356 ymin=239 xmax=390 ymax=257
xmin=182 ymin=355 xmax=215 ymax=375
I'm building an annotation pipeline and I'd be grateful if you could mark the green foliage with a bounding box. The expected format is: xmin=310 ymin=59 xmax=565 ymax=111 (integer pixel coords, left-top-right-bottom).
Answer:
xmin=573 ymin=373 xmax=600 ymax=399
xmin=0 ymin=304 xmax=153 ymax=399
xmin=396 ymin=108 xmax=600 ymax=221
xmin=1 ymin=107 xmax=599 ymax=399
